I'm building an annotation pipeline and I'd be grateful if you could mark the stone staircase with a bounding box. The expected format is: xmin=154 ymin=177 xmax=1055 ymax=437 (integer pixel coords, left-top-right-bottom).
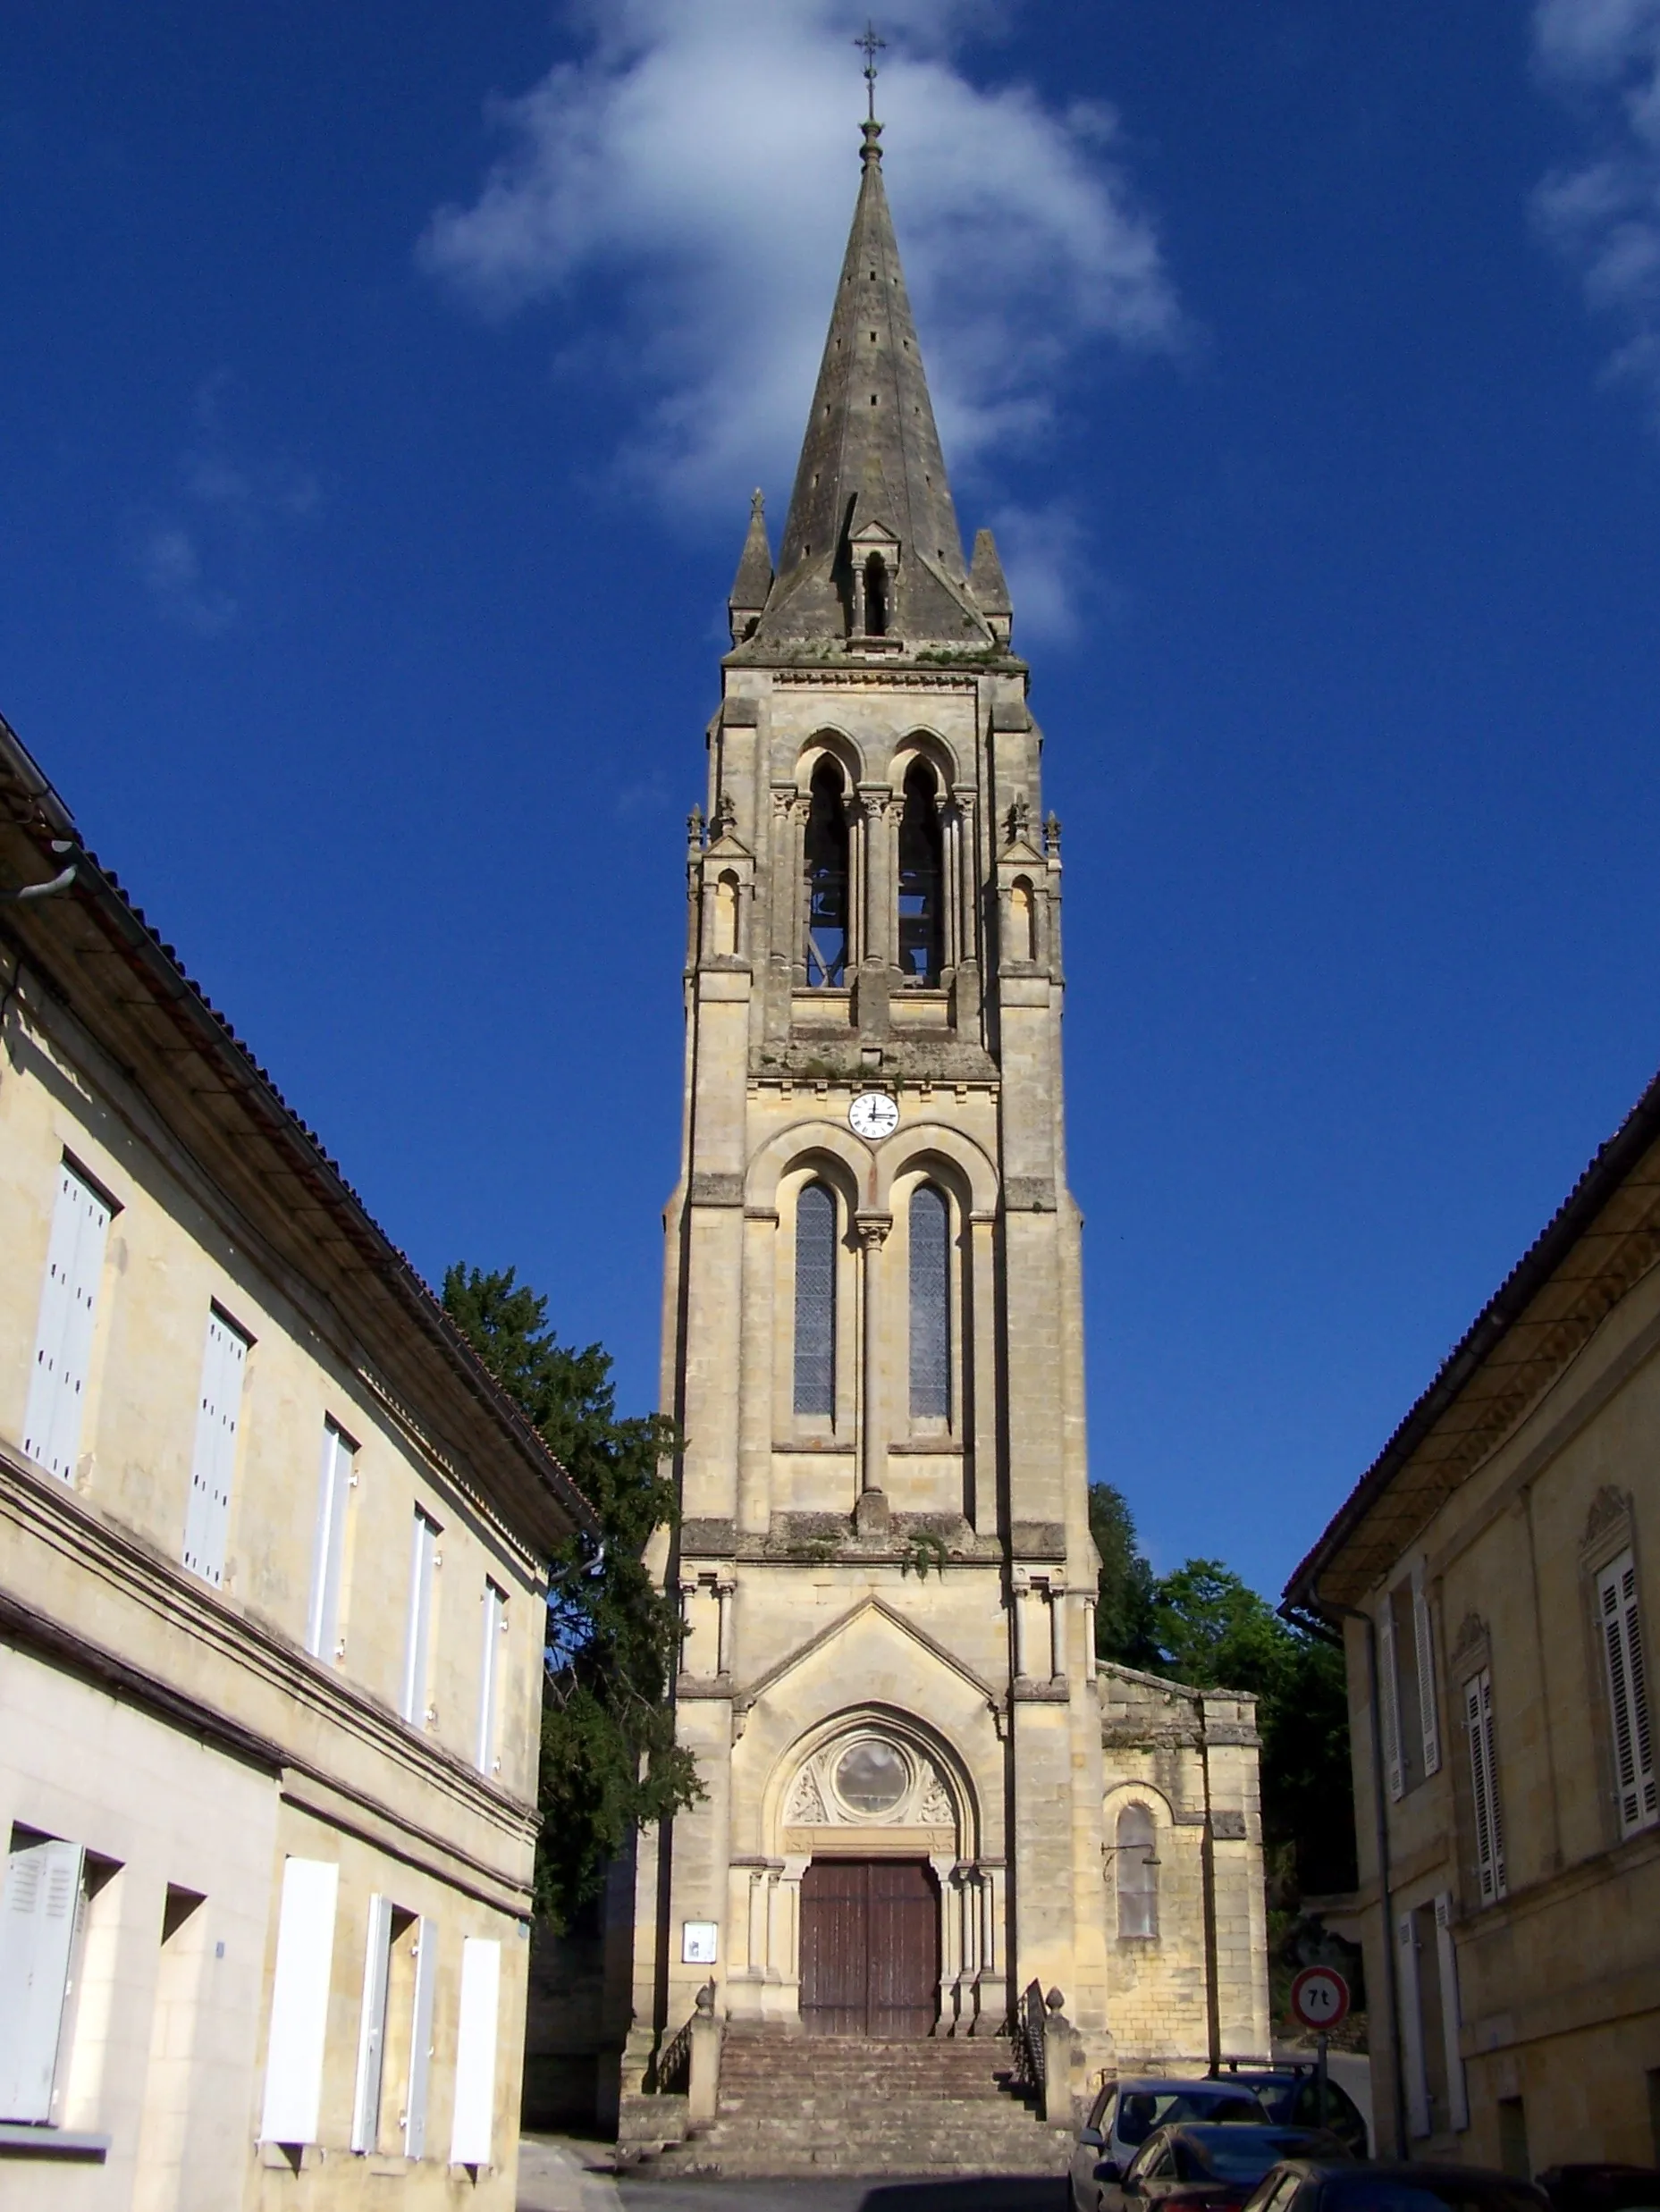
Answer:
xmin=640 ymin=2023 xmax=1076 ymax=2177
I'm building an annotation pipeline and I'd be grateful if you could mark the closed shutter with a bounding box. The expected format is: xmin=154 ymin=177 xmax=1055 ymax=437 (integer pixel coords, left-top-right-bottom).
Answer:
xmin=1412 ymin=1567 xmax=1441 ymax=1777
xmin=1397 ymin=1910 xmax=1429 ymax=2140
xmin=1379 ymin=1605 xmax=1404 ymax=1802
xmin=401 ymin=1511 xmax=441 ymax=1726
xmin=258 ymin=1857 xmax=338 ymax=2144
xmin=1598 ymin=1549 xmax=1657 ymax=1835
xmin=306 ymin=1424 xmax=355 ymax=1660
xmin=0 ymin=1837 xmax=84 ymax=2123
xmin=476 ymin=1583 xmax=505 ymax=1775
xmin=182 ymin=1310 xmax=248 ymax=1586
xmin=448 ymin=1937 xmax=501 ymax=2166
xmin=22 ymin=1163 xmax=111 ymax=1480
xmin=1433 ymin=1894 xmax=1468 ymax=2132
xmin=1463 ymin=1670 xmax=1506 ymax=1901
xmin=404 ymin=1918 xmax=439 ymax=2159
xmin=350 ymin=1894 xmax=393 ymax=2153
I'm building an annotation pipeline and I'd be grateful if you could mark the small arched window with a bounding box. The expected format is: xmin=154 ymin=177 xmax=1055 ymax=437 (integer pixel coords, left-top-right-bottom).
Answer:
xmin=794 ymin=1182 xmax=838 ymax=1417
xmin=1009 ymin=877 xmax=1036 ymax=963
xmin=712 ymin=871 xmax=739 ymax=957
xmin=897 ymin=761 xmax=943 ymax=986
xmin=864 ymin=552 xmax=889 ymax=636
xmin=805 ymin=761 xmax=849 ymax=987
xmin=908 ymin=1183 xmax=950 ymax=1419
xmin=1116 ymin=1804 xmax=1158 ymax=1939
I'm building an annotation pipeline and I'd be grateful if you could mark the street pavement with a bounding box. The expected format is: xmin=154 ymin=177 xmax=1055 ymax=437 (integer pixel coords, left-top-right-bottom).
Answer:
xmin=518 ymin=2139 xmax=1067 ymax=2212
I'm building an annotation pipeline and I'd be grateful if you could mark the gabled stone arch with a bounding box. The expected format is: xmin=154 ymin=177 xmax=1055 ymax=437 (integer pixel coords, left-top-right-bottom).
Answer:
xmin=746 ymin=1119 xmax=881 ymax=1215
xmin=796 ymin=727 xmax=864 ymax=792
xmin=871 ymin=1122 xmax=998 ymax=1216
xmin=887 ymin=727 xmax=959 ymax=791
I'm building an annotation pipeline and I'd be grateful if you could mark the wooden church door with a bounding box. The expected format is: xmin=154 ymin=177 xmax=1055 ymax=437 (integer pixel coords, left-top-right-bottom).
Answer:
xmin=800 ymin=1859 xmax=939 ymax=2037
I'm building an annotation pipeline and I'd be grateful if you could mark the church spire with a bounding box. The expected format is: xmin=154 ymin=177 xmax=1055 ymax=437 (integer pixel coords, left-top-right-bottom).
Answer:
xmin=752 ymin=121 xmax=990 ymax=650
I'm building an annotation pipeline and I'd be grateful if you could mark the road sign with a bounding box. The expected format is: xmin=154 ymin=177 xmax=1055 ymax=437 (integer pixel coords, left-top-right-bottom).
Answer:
xmin=1290 ymin=1965 xmax=1351 ymax=2031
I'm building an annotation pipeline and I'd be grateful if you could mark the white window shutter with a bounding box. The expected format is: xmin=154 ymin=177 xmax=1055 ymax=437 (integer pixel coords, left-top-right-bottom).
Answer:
xmin=350 ymin=1894 xmax=393 ymax=2153
xmin=0 ymin=1838 xmax=84 ymax=2123
xmin=448 ymin=1937 xmax=501 ymax=2166
xmin=1598 ymin=1550 xmax=1657 ymax=1837
xmin=401 ymin=1511 xmax=440 ymax=1726
xmin=404 ymin=1918 xmax=439 ymax=2159
xmin=22 ymin=1165 xmax=111 ymax=1481
xmin=1433 ymin=1894 xmax=1468 ymax=2132
xmin=1397 ymin=1910 xmax=1429 ymax=2140
xmin=183 ymin=1311 xmax=247 ymax=1586
xmin=1412 ymin=1566 xmax=1440 ymax=1777
xmin=476 ymin=1584 xmax=505 ymax=1774
xmin=258 ymin=1858 xmax=338 ymax=2144
xmin=307 ymin=1426 xmax=354 ymax=1660
xmin=1379 ymin=1605 xmax=1404 ymax=1802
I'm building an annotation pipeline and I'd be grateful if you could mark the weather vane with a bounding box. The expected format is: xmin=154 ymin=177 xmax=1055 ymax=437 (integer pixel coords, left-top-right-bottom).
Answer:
xmin=855 ymin=20 xmax=886 ymax=122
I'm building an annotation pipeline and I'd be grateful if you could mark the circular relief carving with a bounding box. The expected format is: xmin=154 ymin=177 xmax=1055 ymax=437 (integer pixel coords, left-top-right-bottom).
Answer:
xmin=834 ymin=1737 xmax=910 ymax=1816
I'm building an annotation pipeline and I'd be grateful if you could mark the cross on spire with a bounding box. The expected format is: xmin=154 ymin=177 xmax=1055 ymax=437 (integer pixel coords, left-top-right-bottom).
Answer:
xmin=855 ymin=20 xmax=886 ymax=122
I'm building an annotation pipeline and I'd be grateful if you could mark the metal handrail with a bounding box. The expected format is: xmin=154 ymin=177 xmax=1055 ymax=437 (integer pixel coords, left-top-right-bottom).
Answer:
xmin=1012 ymin=1977 xmax=1048 ymax=2095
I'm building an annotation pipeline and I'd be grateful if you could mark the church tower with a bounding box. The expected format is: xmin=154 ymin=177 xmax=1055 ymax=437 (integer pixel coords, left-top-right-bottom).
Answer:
xmin=621 ymin=118 xmax=1268 ymax=2101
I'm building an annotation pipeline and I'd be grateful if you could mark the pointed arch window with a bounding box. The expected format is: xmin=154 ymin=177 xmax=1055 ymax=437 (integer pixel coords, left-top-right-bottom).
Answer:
xmin=805 ymin=761 xmax=849 ymax=988
xmin=1009 ymin=877 xmax=1036 ymax=963
xmin=908 ymin=1183 xmax=950 ymax=1419
xmin=794 ymin=1182 xmax=838 ymax=1417
xmin=897 ymin=761 xmax=943 ymax=986
xmin=1116 ymin=1803 xmax=1158 ymax=1939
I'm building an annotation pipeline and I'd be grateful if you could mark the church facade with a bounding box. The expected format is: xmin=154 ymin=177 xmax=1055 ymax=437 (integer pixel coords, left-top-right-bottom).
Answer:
xmin=620 ymin=122 xmax=1268 ymax=2101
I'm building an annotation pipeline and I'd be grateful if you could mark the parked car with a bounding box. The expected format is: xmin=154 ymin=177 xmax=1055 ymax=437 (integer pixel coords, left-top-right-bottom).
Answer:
xmin=1092 ymin=2124 xmax=1353 ymax=2212
xmin=1215 ymin=2065 xmax=1369 ymax=2157
xmin=1538 ymin=2170 xmax=1660 ymax=2212
xmin=1239 ymin=2161 xmax=1552 ymax=2212
xmin=1070 ymin=2080 xmax=1271 ymax=2212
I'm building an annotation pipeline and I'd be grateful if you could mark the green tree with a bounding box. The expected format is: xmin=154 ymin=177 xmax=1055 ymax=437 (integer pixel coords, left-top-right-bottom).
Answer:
xmin=1088 ymin=1482 xmax=1159 ymax=1668
xmin=1089 ymin=1503 xmax=1356 ymax=1901
xmin=442 ymin=1264 xmax=702 ymax=1930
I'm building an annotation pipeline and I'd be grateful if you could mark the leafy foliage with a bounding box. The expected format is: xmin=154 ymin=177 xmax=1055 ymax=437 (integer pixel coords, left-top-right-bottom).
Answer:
xmin=1088 ymin=1487 xmax=1357 ymax=1898
xmin=442 ymin=1264 xmax=702 ymax=1930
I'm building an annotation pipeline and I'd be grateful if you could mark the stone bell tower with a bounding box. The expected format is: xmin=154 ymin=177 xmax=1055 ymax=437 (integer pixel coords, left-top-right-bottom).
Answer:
xmin=618 ymin=117 xmax=1268 ymax=2110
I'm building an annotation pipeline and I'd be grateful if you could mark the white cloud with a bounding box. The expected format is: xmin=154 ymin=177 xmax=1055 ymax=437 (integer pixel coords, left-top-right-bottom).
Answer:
xmin=420 ymin=0 xmax=1180 ymax=523
xmin=1533 ymin=0 xmax=1660 ymax=414
xmin=132 ymin=374 xmax=322 ymax=632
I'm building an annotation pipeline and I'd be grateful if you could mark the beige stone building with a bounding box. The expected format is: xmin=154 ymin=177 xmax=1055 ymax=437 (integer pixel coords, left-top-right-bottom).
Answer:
xmin=614 ymin=122 xmax=1269 ymax=2124
xmin=0 ymin=712 xmax=594 ymax=2207
xmin=1285 ymin=1069 xmax=1660 ymax=2172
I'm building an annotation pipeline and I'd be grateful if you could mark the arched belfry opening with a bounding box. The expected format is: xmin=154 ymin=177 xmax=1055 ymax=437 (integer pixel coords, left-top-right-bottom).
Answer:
xmin=864 ymin=551 xmax=889 ymax=636
xmin=805 ymin=760 xmax=850 ymax=986
xmin=897 ymin=761 xmax=944 ymax=986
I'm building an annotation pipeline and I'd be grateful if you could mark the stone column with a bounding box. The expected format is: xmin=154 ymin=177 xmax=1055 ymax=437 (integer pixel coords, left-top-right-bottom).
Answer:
xmin=1011 ymin=1568 xmax=1032 ymax=1679
xmin=715 ymin=1571 xmax=736 ymax=1678
xmin=973 ymin=1861 xmax=1007 ymax=2033
xmin=856 ymin=1215 xmax=892 ymax=1519
xmin=1083 ymin=1596 xmax=1098 ymax=1682
xmin=1049 ymin=1579 xmax=1067 ymax=1682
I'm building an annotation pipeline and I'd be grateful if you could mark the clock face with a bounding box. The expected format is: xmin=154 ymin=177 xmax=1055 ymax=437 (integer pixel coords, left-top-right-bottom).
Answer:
xmin=848 ymin=1090 xmax=899 ymax=1141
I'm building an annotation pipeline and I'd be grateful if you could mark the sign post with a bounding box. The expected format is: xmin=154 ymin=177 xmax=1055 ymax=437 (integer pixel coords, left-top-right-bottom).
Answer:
xmin=1289 ymin=1966 xmax=1351 ymax=2132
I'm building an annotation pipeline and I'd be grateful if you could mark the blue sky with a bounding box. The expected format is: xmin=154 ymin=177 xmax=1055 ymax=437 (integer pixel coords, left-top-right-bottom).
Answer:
xmin=4 ymin=2 xmax=1660 ymax=1600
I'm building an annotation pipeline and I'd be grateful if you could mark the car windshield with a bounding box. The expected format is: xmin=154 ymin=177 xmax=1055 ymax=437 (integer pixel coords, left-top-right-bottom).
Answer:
xmin=1119 ymin=2093 xmax=1267 ymax=2146
xmin=1180 ymin=2130 xmax=1344 ymax=2183
xmin=1327 ymin=2179 xmax=1545 ymax=2212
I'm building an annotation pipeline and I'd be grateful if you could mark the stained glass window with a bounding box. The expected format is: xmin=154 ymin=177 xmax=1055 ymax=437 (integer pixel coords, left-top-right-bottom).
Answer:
xmin=794 ymin=1182 xmax=837 ymax=1416
xmin=909 ymin=1184 xmax=949 ymax=1418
